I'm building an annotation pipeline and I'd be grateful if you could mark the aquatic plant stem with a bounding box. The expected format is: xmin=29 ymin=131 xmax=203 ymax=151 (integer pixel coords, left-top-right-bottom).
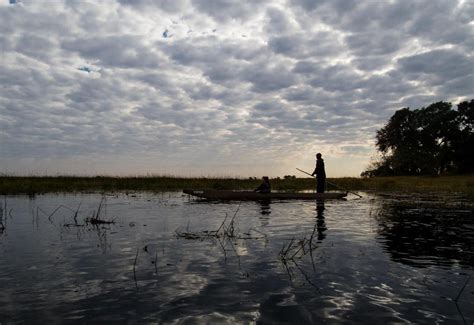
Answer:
xmin=133 ymin=248 xmax=139 ymax=290
xmin=455 ymin=275 xmax=471 ymax=302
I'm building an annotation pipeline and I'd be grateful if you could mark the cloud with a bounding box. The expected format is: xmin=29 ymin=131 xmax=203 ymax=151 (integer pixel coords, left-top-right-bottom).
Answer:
xmin=397 ymin=49 xmax=473 ymax=82
xmin=345 ymin=31 xmax=404 ymax=56
xmin=269 ymin=31 xmax=344 ymax=59
xmin=62 ymin=36 xmax=164 ymax=69
xmin=191 ymin=0 xmax=264 ymax=23
xmin=0 ymin=0 xmax=472 ymax=177
xmin=243 ymin=64 xmax=298 ymax=93
xmin=118 ymin=0 xmax=189 ymax=13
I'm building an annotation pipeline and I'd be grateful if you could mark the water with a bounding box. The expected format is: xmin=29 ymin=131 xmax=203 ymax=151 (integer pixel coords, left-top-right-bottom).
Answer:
xmin=0 ymin=192 xmax=473 ymax=324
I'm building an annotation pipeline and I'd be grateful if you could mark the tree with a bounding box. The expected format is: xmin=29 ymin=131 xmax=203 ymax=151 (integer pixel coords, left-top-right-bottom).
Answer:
xmin=415 ymin=101 xmax=459 ymax=174
xmin=375 ymin=107 xmax=425 ymax=175
xmin=363 ymin=99 xmax=474 ymax=176
xmin=454 ymin=99 xmax=474 ymax=173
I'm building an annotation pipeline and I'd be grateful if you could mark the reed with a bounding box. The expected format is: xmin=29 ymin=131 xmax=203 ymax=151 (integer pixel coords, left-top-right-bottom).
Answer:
xmin=333 ymin=175 xmax=474 ymax=195
xmin=0 ymin=176 xmax=260 ymax=194
xmin=1 ymin=174 xmax=473 ymax=196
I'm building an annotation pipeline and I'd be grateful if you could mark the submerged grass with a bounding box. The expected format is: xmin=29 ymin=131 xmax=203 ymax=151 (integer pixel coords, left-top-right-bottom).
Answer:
xmin=0 ymin=174 xmax=473 ymax=196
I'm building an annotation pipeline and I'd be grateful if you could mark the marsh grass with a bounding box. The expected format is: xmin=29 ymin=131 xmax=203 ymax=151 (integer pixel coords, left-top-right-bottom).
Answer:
xmin=1 ymin=174 xmax=473 ymax=196
xmin=176 ymin=205 xmax=266 ymax=242
xmin=176 ymin=205 xmax=266 ymax=277
xmin=44 ymin=195 xmax=116 ymax=227
xmin=336 ymin=175 xmax=474 ymax=196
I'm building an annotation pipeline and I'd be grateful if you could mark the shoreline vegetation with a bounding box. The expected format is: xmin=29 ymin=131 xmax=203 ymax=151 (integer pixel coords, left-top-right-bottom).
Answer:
xmin=1 ymin=175 xmax=473 ymax=196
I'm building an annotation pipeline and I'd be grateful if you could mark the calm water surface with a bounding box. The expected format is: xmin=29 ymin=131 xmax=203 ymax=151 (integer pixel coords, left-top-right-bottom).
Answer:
xmin=0 ymin=192 xmax=473 ymax=324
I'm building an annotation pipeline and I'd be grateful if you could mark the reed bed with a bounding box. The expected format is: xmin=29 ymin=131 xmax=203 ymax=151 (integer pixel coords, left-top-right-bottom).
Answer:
xmin=1 ymin=174 xmax=473 ymax=196
xmin=334 ymin=175 xmax=474 ymax=196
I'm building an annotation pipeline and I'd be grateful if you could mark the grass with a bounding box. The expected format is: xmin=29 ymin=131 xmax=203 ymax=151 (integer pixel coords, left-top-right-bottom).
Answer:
xmin=0 ymin=174 xmax=473 ymax=196
xmin=334 ymin=175 xmax=474 ymax=196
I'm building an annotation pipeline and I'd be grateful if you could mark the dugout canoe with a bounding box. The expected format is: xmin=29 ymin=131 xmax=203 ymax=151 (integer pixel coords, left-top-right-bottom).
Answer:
xmin=183 ymin=189 xmax=347 ymax=200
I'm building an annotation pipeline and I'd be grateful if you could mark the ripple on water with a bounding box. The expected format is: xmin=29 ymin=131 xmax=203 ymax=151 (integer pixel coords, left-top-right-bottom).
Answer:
xmin=0 ymin=192 xmax=473 ymax=323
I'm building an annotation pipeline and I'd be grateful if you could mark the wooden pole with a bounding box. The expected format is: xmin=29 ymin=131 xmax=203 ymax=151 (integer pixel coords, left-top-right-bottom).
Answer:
xmin=296 ymin=168 xmax=363 ymax=198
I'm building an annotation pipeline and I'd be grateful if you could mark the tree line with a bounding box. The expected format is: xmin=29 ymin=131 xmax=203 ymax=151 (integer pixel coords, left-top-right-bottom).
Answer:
xmin=362 ymin=99 xmax=474 ymax=177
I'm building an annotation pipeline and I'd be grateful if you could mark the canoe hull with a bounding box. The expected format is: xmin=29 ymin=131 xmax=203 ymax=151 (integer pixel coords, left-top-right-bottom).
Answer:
xmin=183 ymin=189 xmax=347 ymax=200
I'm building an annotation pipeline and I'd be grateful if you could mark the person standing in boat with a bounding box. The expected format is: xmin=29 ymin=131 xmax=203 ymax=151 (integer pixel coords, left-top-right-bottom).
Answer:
xmin=311 ymin=153 xmax=326 ymax=193
xmin=254 ymin=176 xmax=271 ymax=193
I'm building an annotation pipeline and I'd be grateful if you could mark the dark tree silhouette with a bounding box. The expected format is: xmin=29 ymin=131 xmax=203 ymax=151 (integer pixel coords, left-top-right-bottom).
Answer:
xmin=363 ymin=99 xmax=474 ymax=176
xmin=455 ymin=99 xmax=474 ymax=173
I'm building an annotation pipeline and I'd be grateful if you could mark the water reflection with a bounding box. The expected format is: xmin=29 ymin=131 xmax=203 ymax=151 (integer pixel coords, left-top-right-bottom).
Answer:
xmin=375 ymin=198 xmax=474 ymax=268
xmin=278 ymin=200 xmax=328 ymax=288
xmin=0 ymin=202 xmax=9 ymax=235
xmin=0 ymin=217 xmax=5 ymax=236
xmin=1 ymin=193 xmax=474 ymax=324
xmin=257 ymin=200 xmax=271 ymax=227
xmin=258 ymin=200 xmax=271 ymax=216
xmin=316 ymin=200 xmax=326 ymax=242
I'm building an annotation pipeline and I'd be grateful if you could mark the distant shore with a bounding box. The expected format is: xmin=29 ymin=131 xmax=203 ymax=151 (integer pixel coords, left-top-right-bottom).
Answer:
xmin=1 ymin=175 xmax=473 ymax=196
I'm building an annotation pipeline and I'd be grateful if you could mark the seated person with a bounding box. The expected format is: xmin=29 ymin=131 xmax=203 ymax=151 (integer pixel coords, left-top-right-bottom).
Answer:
xmin=254 ymin=176 xmax=271 ymax=193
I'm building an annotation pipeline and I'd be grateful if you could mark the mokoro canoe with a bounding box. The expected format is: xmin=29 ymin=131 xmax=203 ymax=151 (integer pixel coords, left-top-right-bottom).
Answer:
xmin=183 ymin=189 xmax=347 ymax=200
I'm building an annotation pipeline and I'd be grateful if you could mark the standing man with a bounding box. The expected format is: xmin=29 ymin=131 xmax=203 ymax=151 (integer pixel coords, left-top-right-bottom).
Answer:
xmin=311 ymin=153 xmax=326 ymax=193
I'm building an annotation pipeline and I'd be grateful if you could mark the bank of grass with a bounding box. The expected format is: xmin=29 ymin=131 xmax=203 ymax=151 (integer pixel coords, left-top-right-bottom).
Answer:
xmin=0 ymin=176 xmax=265 ymax=195
xmin=0 ymin=175 xmax=473 ymax=196
xmin=329 ymin=175 xmax=474 ymax=196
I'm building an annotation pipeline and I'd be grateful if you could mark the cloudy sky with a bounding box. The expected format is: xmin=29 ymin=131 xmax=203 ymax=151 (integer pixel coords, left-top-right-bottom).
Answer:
xmin=0 ymin=0 xmax=472 ymax=177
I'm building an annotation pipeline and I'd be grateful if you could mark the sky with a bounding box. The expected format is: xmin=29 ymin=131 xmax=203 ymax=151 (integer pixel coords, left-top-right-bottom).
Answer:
xmin=0 ymin=0 xmax=473 ymax=177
